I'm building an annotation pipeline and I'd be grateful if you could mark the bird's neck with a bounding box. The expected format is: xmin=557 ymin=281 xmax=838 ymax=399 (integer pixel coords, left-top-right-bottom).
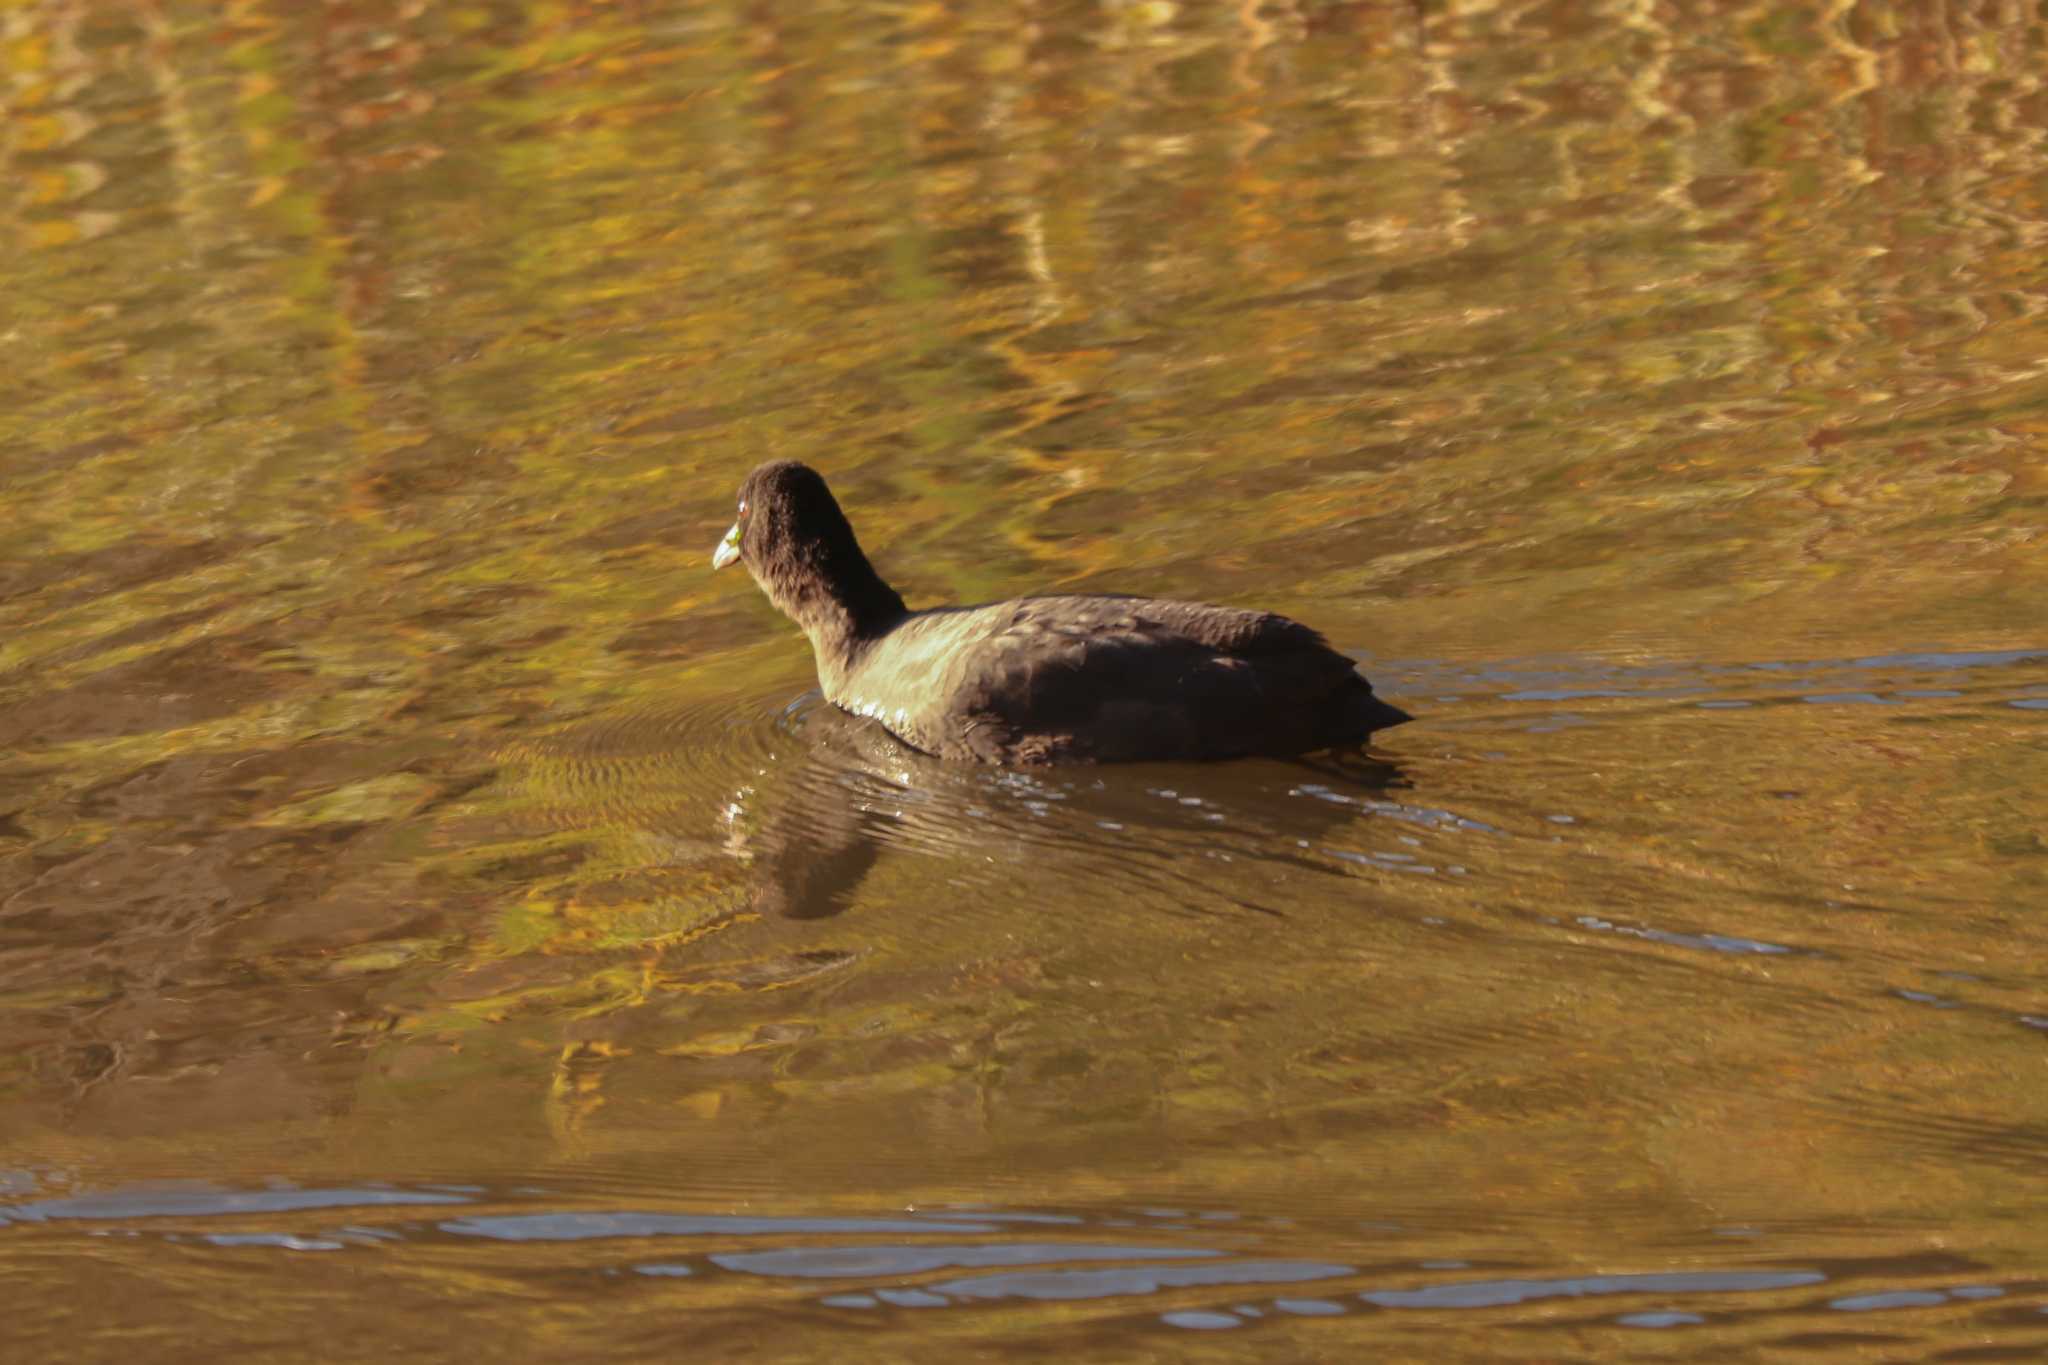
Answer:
xmin=756 ymin=550 xmax=907 ymax=669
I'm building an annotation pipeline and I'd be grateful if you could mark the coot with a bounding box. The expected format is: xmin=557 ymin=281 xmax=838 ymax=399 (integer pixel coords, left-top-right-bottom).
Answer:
xmin=711 ymin=461 xmax=1411 ymax=764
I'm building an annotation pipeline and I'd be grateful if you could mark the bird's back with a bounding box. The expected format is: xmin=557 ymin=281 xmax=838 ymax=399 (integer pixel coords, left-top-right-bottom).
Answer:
xmin=830 ymin=594 xmax=1400 ymax=764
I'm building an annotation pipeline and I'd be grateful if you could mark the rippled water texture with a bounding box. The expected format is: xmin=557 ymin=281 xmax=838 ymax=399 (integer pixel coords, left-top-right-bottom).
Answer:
xmin=4 ymin=0 xmax=2047 ymax=1357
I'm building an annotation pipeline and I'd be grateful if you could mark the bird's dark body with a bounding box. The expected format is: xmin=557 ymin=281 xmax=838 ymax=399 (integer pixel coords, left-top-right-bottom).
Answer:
xmin=713 ymin=461 xmax=1411 ymax=766
xmin=835 ymin=594 xmax=1402 ymax=764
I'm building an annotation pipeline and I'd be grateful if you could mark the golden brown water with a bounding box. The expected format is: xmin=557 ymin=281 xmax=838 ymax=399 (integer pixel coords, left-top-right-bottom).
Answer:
xmin=4 ymin=0 xmax=2047 ymax=1357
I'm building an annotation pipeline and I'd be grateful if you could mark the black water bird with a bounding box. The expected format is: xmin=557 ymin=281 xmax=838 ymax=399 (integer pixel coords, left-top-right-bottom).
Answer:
xmin=711 ymin=461 xmax=1411 ymax=765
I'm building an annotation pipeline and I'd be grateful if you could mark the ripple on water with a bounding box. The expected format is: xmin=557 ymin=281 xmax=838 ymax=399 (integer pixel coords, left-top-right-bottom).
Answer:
xmin=13 ymin=1180 xmax=2046 ymax=1354
xmin=478 ymin=640 xmax=2037 ymax=940
xmin=1379 ymin=645 xmax=2048 ymax=722
xmin=492 ymin=690 xmax=798 ymax=837
xmin=653 ymin=696 xmax=1478 ymax=924
xmin=470 ymin=680 xmax=1493 ymax=945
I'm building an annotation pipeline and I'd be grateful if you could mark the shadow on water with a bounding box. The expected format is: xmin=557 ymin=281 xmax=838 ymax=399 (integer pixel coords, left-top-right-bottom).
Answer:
xmin=735 ymin=696 xmax=1418 ymax=921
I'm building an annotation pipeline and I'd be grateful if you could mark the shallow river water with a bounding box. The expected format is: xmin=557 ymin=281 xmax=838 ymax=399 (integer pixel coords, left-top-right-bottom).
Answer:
xmin=4 ymin=1 xmax=2047 ymax=1358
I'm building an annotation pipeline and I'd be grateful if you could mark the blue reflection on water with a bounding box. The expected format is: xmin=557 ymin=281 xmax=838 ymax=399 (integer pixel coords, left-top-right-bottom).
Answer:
xmin=712 ymin=1243 xmax=1217 ymax=1277
xmin=1830 ymin=1290 xmax=1950 ymax=1312
xmin=4 ymin=1185 xmax=470 ymax=1224
xmin=1382 ymin=645 xmax=2048 ymax=716
xmin=1362 ymin=1269 xmax=1825 ymax=1309
xmin=1577 ymin=915 xmax=1795 ymax=956
xmin=928 ymin=1259 xmax=1355 ymax=1302
xmin=441 ymin=1211 xmax=998 ymax=1241
xmin=203 ymin=1232 xmax=346 ymax=1252
xmin=1618 ymin=1311 xmax=1705 ymax=1327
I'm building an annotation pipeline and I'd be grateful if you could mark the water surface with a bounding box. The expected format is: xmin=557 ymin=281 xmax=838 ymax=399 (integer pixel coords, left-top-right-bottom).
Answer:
xmin=3 ymin=0 xmax=2046 ymax=1357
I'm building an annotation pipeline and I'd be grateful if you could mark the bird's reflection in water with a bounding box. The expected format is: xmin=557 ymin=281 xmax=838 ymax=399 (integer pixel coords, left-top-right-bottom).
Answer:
xmin=726 ymin=694 xmax=1415 ymax=921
